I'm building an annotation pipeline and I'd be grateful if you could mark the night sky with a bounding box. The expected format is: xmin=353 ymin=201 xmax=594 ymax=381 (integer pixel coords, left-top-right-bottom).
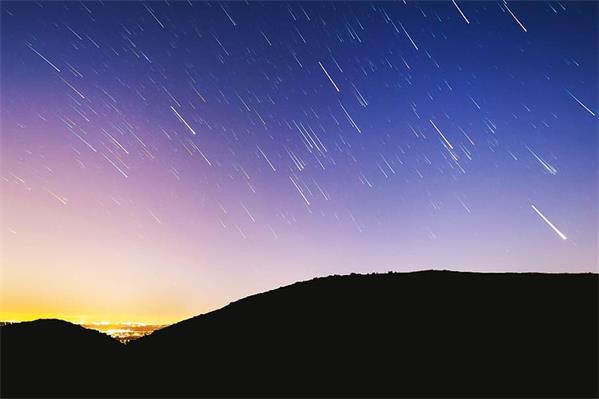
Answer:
xmin=1 ymin=1 xmax=597 ymax=324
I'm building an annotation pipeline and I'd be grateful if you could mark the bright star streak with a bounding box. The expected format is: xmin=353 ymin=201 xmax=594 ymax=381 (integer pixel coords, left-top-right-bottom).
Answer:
xmin=319 ymin=61 xmax=341 ymax=92
xmin=170 ymin=106 xmax=197 ymax=135
xmin=429 ymin=120 xmax=454 ymax=150
xmin=531 ymin=204 xmax=567 ymax=240
xmin=452 ymin=0 xmax=470 ymax=24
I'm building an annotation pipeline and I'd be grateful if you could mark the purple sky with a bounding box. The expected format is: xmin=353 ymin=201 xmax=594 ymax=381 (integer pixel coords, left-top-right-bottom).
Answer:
xmin=1 ymin=1 xmax=597 ymax=323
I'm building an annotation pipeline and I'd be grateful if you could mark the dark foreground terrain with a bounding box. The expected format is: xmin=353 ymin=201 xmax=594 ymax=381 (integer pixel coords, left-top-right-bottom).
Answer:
xmin=2 ymin=271 xmax=598 ymax=397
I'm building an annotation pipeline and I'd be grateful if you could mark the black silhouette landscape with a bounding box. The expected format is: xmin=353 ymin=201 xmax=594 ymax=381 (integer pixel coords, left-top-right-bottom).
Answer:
xmin=2 ymin=271 xmax=598 ymax=397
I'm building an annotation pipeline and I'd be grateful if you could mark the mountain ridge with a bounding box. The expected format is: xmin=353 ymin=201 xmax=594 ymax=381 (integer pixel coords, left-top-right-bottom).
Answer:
xmin=136 ymin=269 xmax=598 ymax=340
xmin=2 ymin=271 xmax=598 ymax=397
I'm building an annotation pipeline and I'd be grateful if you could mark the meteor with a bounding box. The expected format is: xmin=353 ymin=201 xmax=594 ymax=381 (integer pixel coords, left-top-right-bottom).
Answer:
xmin=430 ymin=120 xmax=454 ymax=150
xmin=452 ymin=0 xmax=470 ymax=24
xmin=531 ymin=204 xmax=567 ymax=240
xmin=26 ymin=43 xmax=61 ymax=72
xmin=170 ymin=106 xmax=197 ymax=135
xmin=319 ymin=61 xmax=340 ymax=92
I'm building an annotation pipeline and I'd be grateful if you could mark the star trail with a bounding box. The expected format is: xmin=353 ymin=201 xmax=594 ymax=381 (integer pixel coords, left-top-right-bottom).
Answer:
xmin=1 ymin=1 xmax=597 ymax=324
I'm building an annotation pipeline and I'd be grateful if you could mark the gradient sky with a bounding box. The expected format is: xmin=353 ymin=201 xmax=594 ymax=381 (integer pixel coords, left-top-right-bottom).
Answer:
xmin=1 ymin=1 xmax=597 ymax=324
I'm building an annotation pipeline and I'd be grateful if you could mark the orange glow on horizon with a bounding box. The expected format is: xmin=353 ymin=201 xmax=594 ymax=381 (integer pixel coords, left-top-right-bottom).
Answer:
xmin=0 ymin=313 xmax=178 ymax=326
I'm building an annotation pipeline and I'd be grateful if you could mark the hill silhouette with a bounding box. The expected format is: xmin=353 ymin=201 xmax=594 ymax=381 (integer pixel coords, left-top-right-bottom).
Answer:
xmin=2 ymin=271 xmax=598 ymax=397
xmin=0 ymin=319 xmax=126 ymax=396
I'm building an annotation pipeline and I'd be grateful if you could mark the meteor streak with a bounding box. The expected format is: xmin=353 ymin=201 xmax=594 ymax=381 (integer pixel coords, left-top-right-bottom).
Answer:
xmin=452 ymin=0 xmax=470 ymax=24
xmin=170 ymin=106 xmax=197 ymax=135
xmin=531 ymin=204 xmax=567 ymax=240
xmin=319 ymin=61 xmax=340 ymax=92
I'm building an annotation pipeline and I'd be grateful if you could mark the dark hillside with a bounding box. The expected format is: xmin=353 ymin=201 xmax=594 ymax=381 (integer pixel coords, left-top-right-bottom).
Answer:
xmin=129 ymin=271 xmax=598 ymax=397
xmin=2 ymin=272 xmax=597 ymax=397
xmin=1 ymin=319 xmax=126 ymax=396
